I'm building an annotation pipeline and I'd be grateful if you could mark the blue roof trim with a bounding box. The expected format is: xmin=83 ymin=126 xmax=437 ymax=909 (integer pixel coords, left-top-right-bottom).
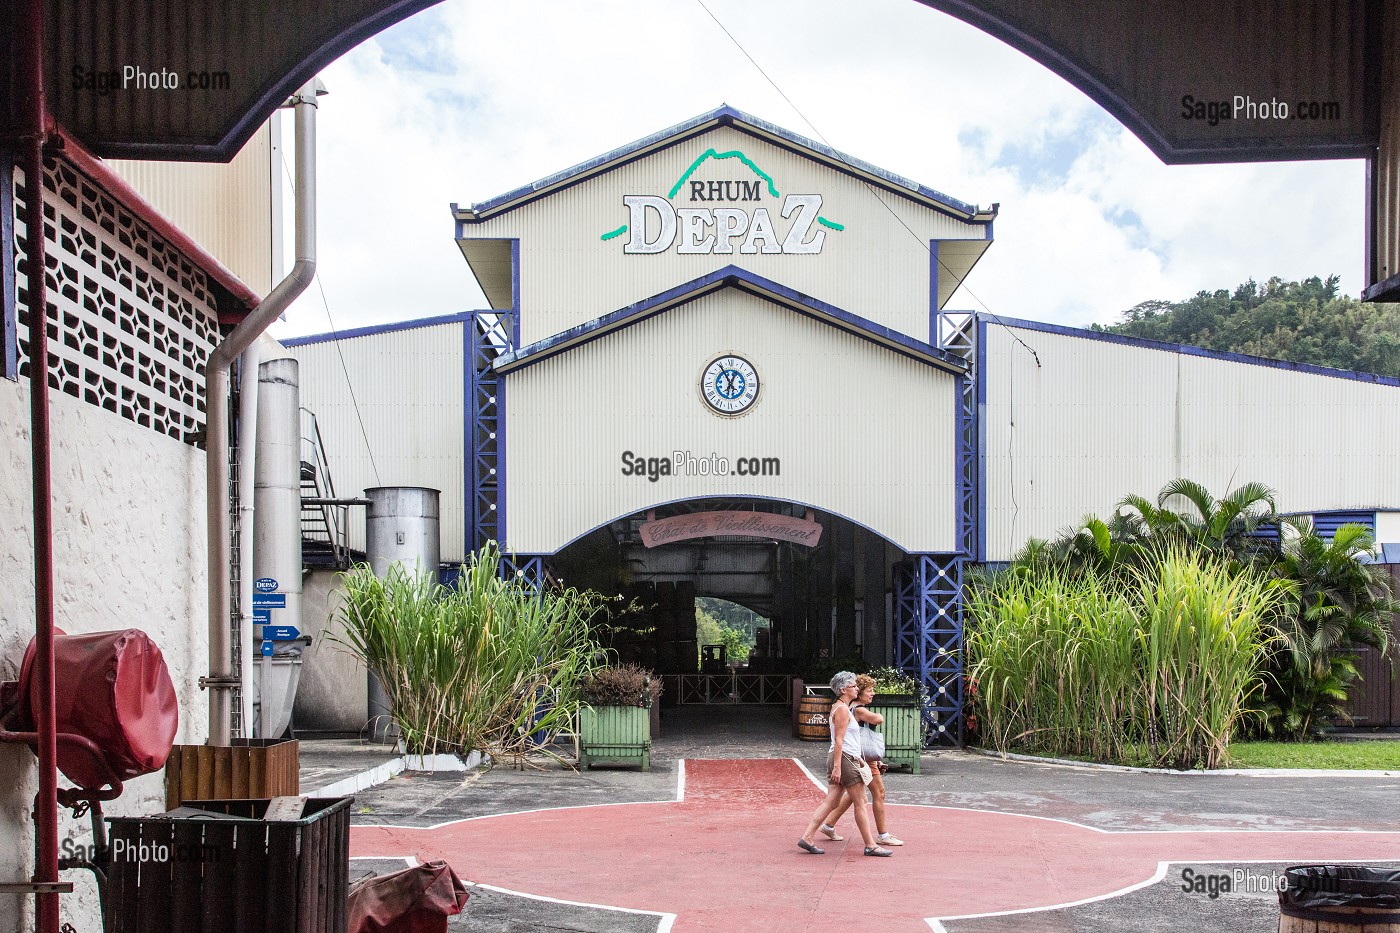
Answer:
xmin=991 ymin=315 xmax=1400 ymax=387
xmin=492 ymin=266 xmax=968 ymax=376
xmin=456 ymin=104 xmax=992 ymax=224
xmin=280 ymin=311 xmax=476 ymax=347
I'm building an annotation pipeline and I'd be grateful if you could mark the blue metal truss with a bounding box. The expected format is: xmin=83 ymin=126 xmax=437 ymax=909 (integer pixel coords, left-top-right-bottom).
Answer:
xmin=470 ymin=310 xmax=513 ymax=551
xmin=500 ymin=554 xmax=547 ymax=592
xmin=893 ymin=553 xmax=964 ymax=745
xmin=938 ymin=311 xmax=977 ymax=558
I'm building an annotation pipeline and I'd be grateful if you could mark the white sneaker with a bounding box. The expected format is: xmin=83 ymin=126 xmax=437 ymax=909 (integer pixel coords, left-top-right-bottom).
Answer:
xmin=819 ymin=823 xmax=844 ymax=841
xmin=878 ymin=832 xmax=904 ymax=846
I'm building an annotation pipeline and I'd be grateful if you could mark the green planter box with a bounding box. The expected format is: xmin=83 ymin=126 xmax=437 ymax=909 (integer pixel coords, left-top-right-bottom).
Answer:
xmin=870 ymin=698 xmax=922 ymax=774
xmin=580 ymin=704 xmax=651 ymax=771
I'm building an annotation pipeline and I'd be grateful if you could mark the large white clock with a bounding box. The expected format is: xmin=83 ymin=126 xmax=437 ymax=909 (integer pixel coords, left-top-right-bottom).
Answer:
xmin=700 ymin=355 xmax=761 ymax=416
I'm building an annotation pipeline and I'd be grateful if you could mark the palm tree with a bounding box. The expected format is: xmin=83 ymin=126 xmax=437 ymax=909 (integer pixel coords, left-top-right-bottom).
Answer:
xmin=1261 ymin=519 xmax=1397 ymax=738
xmin=1148 ymin=478 xmax=1279 ymax=560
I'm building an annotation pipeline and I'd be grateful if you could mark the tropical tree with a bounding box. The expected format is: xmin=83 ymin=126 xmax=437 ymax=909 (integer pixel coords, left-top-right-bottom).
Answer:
xmin=1258 ymin=520 xmax=1397 ymax=738
xmin=1006 ymin=477 xmax=1396 ymax=742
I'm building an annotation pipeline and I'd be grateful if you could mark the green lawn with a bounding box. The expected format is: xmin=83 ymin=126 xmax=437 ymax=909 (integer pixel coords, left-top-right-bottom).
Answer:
xmin=1226 ymin=740 xmax=1400 ymax=770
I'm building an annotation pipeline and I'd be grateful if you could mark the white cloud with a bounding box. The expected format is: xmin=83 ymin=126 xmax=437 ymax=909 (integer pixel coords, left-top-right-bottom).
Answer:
xmin=269 ymin=0 xmax=1366 ymax=340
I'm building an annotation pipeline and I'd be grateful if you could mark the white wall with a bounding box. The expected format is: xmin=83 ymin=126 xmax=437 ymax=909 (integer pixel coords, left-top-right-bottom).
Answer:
xmin=981 ymin=322 xmax=1400 ymax=561
xmin=0 ymin=379 xmax=208 ymax=932
xmin=505 ymin=287 xmax=960 ymax=554
xmin=292 ymin=570 xmax=368 ymax=733
xmin=290 ymin=321 xmax=467 ymax=561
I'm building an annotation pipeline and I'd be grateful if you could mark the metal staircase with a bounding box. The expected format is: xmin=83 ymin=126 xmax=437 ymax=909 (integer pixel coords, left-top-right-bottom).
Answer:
xmin=299 ymin=407 xmax=353 ymax=570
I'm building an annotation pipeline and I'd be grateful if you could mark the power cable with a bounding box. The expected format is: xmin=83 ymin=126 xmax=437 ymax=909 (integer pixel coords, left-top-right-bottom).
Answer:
xmin=694 ymin=0 xmax=1041 ymax=367
xmin=278 ymin=149 xmax=383 ymax=486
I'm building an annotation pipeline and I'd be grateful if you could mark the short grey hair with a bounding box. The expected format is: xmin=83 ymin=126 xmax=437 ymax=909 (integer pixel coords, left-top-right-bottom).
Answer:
xmin=829 ymin=671 xmax=857 ymax=693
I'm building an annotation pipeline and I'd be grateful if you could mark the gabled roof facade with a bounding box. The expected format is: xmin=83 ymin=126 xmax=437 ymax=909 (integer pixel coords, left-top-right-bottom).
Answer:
xmin=451 ymin=106 xmax=996 ymax=347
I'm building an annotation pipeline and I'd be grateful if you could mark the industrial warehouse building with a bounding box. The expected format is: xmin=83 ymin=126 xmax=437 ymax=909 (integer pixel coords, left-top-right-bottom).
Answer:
xmin=285 ymin=106 xmax=1400 ymax=739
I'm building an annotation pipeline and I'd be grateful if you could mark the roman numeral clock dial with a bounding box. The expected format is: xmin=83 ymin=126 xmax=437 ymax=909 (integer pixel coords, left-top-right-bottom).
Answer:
xmin=700 ymin=355 xmax=760 ymax=416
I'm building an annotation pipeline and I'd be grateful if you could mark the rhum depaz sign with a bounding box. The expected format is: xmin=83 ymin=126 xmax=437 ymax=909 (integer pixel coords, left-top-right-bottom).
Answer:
xmin=600 ymin=147 xmax=846 ymax=256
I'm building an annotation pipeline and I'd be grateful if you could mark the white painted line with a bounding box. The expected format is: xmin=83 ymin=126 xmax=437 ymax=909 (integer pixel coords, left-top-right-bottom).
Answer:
xmin=793 ymin=757 xmax=827 ymax=791
xmin=471 ymin=881 xmax=677 ymax=931
xmin=360 ymin=759 xmax=685 ymax=832
xmin=349 ymin=856 xmax=416 ymax=867
xmin=965 ymin=746 xmax=1400 ymax=777
xmin=925 ymin=858 xmax=1400 ymax=925
xmin=928 ymin=862 xmax=1170 ymax=923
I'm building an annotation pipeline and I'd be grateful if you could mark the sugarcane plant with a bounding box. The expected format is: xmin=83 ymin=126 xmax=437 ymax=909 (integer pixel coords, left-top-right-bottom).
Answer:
xmin=332 ymin=543 xmax=604 ymax=768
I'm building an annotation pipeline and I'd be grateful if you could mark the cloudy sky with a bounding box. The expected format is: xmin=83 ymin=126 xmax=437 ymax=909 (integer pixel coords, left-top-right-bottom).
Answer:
xmin=269 ymin=0 xmax=1366 ymax=340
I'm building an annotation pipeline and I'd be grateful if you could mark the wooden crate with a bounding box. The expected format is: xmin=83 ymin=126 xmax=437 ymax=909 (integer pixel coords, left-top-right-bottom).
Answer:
xmin=579 ymin=705 xmax=650 ymax=770
xmin=164 ymin=739 xmax=300 ymax=811
xmin=107 ymin=796 xmax=350 ymax=933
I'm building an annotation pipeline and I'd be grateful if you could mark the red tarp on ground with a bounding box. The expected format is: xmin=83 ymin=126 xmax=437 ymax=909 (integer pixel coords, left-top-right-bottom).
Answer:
xmin=347 ymin=860 xmax=470 ymax=933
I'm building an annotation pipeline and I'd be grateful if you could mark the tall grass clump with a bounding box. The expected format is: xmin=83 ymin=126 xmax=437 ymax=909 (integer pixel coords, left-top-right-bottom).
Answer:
xmin=333 ymin=543 xmax=603 ymax=767
xmin=1135 ymin=549 xmax=1283 ymax=769
xmin=966 ymin=568 xmax=1138 ymax=762
xmin=968 ymin=547 xmax=1284 ymax=769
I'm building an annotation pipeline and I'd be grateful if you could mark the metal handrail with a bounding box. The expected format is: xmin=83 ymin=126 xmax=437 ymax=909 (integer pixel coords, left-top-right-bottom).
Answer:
xmin=299 ymin=407 xmax=350 ymax=568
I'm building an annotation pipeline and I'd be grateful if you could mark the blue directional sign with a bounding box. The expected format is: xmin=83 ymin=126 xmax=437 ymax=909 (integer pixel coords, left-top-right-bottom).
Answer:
xmin=260 ymin=640 xmax=274 ymax=657
xmin=252 ymin=593 xmax=286 ymax=609
xmin=264 ymin=625 xmax=301 ymax=641
xmin=252 ymin=608 xmax=272 ymax=626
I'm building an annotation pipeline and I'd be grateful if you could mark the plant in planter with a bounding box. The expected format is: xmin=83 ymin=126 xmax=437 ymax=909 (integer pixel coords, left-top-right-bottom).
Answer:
xmin=866 ymin=667 xmax=929 ymax=773
xmin=578 ymin=664 xmax=663 ymax=771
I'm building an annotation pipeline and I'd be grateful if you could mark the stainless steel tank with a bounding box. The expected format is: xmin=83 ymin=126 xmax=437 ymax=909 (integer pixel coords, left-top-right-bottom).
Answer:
xmin=252 ymin=357 xmax=303 ymax=739
xmin=364 ymin=486 xmax=441 ymax=742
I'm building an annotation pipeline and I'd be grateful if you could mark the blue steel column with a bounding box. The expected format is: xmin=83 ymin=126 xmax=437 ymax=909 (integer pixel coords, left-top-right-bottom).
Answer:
xmin=469 ymin=310 xmax=512 ymax=551
xmin=894 ymin=554 xmax=964 ymax=745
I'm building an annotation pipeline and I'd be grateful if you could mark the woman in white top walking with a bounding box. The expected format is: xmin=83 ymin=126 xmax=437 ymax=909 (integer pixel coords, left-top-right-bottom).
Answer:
xmin=796 ymin=671 xmax=893 ymax=857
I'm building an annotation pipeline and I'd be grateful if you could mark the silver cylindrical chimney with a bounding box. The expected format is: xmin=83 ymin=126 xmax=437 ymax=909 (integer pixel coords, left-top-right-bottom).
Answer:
xmin=366 ymin=486 xmax=441 ymax=578
xmin=364 ymin=486 xmax=441 ymax=742
xmin=252 ymin=357 xmax=303 ymax=737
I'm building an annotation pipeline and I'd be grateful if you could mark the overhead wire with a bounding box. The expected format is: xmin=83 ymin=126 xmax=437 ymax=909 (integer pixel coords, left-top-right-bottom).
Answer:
xmin=278 ymin=145 xmax=384 ymax=486
xmin=693 ymin=0 xmax=1041 ymax=368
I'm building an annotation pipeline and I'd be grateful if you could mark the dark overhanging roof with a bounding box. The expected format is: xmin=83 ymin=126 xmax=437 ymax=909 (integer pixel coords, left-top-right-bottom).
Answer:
xmin=917 ymin=0 xmax=1381 ymax=165
xmin=1 ymin=0 xmax=445 ymax=161
xmin=4 ymin=0 xmax=1393 ymax=299
xmin=11 ymin=1 xmax=1380 ymax=165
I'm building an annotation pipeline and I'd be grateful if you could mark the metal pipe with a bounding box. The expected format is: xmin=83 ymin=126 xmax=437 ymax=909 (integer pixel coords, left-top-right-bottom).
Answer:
xmin=236 ymin=340 xmax=263 ymax=737
xmin=205 ymin=80 xmax=319 ymax=746
xmin=17 ymin=0 xmax=59 ymax=926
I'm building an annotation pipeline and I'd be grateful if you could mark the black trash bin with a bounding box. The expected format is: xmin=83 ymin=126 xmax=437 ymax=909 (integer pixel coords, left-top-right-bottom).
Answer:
xmin=106 ymin=796 xmax=352 ymax=933
xmin=1279 ymin=865 xmax=1400 ymax=931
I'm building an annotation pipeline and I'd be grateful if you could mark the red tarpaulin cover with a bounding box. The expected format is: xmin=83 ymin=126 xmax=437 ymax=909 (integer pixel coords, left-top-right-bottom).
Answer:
xmin=14 ymin=628 xmax=178 ymax=790
xmin=347 ymin=860 xmax=470 ymax=933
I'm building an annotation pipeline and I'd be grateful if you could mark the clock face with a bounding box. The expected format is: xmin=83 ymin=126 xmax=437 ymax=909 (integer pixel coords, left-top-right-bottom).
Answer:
xmin=700 ymin=355 xmax=761 ymax=416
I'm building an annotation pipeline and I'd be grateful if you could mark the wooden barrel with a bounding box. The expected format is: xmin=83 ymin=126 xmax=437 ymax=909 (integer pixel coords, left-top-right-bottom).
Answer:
xmin=1280 ymin=905 xmax=1400 ymax=932
xmin=1279 ymin=866 xmax=1400 ymax=932
xmin=796 ymin=695 xmax=831 ymax=742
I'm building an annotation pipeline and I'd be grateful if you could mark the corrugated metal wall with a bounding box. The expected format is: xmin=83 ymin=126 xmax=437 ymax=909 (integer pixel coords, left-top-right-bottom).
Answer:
xmin=1376 ymin=0 xmax=1400 ymax=291
xmin=289 ymin=322 xmax=467 ymax=561
xmin=1375 ymin=511 xmax=1400 ymax=545
xmin=982 ymin=323 xmax=1400 ymax=561
xmin=504 ymin=288 xmax=959 ymax=554
xmin=468 ymin=125 xmax=987 ymax=346
xmin=108 ymin=121 xmax=275 ymax=296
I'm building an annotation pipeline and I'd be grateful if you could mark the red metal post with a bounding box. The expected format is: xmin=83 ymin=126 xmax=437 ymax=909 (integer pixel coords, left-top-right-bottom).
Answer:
xmin=18 ymin=0 xmax=61 ymax=929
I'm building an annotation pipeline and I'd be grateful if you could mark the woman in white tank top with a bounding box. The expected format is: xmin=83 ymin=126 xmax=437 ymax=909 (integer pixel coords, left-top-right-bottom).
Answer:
xmin=796 ymin=671 xmax=892 ymax=857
